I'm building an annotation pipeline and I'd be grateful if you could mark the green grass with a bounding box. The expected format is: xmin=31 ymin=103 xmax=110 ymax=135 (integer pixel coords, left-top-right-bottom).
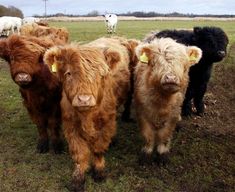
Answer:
xmin=50 ymin=20 xmax=235 ymax=44
xmin=0 ymin=20 xmax=235 ymax=192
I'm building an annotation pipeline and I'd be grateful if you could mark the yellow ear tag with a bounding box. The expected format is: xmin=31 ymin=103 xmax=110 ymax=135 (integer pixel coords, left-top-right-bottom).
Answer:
xmin=189 ymin=52 xmax=197 ymax=62
xmin=51 ymin=63 xmax=57 ymax=73
xmin=140 ymin=52 xmax=149 ymax=63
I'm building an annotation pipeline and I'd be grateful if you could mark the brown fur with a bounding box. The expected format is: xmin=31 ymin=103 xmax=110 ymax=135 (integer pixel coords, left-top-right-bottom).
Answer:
xmin=44 ymin=37 xmax=131 ymax=191
xmin=20 ymin=24 xmax=69 ymax=43
xmin=36 ymin=20 xmax=49 ymax=26
xmin=113 ymin=37 xmax=140 ymax=121
xmin=0 ymin=34 xmax=65 ymax=153
xmin=134 ymin=38 xmax=202 ymax=164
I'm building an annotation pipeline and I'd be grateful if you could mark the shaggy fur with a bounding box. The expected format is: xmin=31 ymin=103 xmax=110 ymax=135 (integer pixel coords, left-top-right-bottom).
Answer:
xmin=90 ymin=36 xmax=140 ymax=120
xmin=113 ymin=37 xmax=140 ymax=121
xmin=0 ymin=34 xmax=64 ymax=154
xmin=144 ymin=26 xmax=229 ymax=116
xmin=20 ymin=24 xmax=69 ymax=43
xmin=134 ymin=38 xmax=202 ymax=165
xmin=44 ymin=37 xmax=131 ymax=191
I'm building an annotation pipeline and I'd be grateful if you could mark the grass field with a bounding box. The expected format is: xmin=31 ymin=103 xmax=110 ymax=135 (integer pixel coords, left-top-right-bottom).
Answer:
xmin=0 ymin=20 xmax=235 ymax=192
xmin=50 ymin=20 xmax=235 ymax=43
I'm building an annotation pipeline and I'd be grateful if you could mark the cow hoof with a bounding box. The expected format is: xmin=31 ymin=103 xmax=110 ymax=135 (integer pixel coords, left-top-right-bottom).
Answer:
xmin=37 ymin=139 xmax=49 ymax=153
xmin=181 ymin=107 xmax=193 ymax=117
xmin=70 ymin=174 xmax=85 ymax=192
xmin=91 ymin=168 xmax=107 ymax=182
xmin=138 ymin=151 xmax=153 ymax=166
xmin=154 ymin=153 xmax=170 ymax=167
xmin=182 ymin=111 xmax=192 ymax=117
xmin=52 ymin=139 xmax=64 ymax=154
xmin=175 ymin=124 xmax=182 ymax=132
xmin=195 ymin=110 xmax=205 ymax=117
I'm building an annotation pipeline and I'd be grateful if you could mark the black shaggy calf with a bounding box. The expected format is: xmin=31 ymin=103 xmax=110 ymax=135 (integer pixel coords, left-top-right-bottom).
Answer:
xmin=144 ymin=26 xmax=229 ymax=116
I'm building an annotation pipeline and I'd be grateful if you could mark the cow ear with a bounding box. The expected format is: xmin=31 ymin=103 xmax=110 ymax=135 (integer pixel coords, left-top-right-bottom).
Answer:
xmin=44 ymin=46 xmax=63 ymax=74
xmin=0 ymin=39 xmax=10 ymax=62
xmin=194 ymin=27 xmax=202 ymax=34
xmin=186 ymin=46 xmax=202 ymax=66
xmin=103 ymin=48 xmax=120 ymax=70
xmin=135 ymin=44 xmax=153 ymax=65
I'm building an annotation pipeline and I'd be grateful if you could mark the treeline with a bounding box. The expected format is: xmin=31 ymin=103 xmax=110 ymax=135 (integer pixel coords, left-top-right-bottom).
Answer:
xmin=120 ymin=11 xmax=235 ymax=18
xmin=42 ymin=11 xmax=235 ymax=18
xmin=1 ymin=4 xmax=233 ymax=19
xmin=0 ymin=5 xmax=23 ymax=18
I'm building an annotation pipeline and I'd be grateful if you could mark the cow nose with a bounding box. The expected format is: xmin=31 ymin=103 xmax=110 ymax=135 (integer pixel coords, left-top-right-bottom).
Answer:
xmin=163 ymin=73 xmax=178 ymax=84
xmin=78 ymin=95 xmax=92 ymax=102
xmin=14 ymin=73 xmax=32 ymax=85
xmin=218 ymin=51 xmax=226 ymax=58
xmin=73 ymin=94 xmax=96 ymax=107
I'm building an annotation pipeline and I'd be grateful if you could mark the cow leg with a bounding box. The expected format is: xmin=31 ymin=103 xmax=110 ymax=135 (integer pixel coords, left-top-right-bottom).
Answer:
xmin=90 ymin=115 xmax=116 ymax=182
xmin=11 ymin=26 xmax=14 ymax=35
xmin=182 ymin=86 xmax=194 ymax=117
xmin=36 ymin=119 xmax=49 ymax=153
xmin=155 ymin=121 xmax=176 ymax=166
xmin=48 ymin=117 xmax=64 ymax=154
xmin=69 ymin=137 xmax=90 ymax=192
xmin=16 ymin=27 xmax=20 ymax=35
xmin=6 ymin=29 xmax=10 ymax=36
xmin=138 ymin=116 xmax=155 ymax=165
xmin=113 ymin=25 xmax=116 ymax=33
xmin=71 ymin=163 xmax=86 ymax=192
xmin=91 ymin=153 xmax=106 ymax=182
xmin=64 ymin=119 xmax=90 ymax=192
xmin=193 ymin=83 xmax=207 ymax=116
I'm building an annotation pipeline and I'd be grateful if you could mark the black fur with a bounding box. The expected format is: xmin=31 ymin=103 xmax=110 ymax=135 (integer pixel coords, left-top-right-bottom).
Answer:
xmin=149 ymin=26 xmax=229 ymax=116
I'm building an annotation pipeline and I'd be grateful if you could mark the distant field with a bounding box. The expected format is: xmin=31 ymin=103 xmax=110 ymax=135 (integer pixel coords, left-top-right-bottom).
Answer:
xmin=0 ymin=20 xmax=235 ymax=192
xmin=49 ymin=20 xmax=235 ymax=44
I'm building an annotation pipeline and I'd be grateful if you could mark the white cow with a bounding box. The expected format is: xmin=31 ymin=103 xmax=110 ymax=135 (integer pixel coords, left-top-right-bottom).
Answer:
xmin=0 ymin=17 xmax=14 ymax=36
xmin=104 ymin=14 xmax=118 ymax=34
xmin=23 ymin=17 xmax=40 ymax=25
xmin=0 ymin=16 xmax=22 ymax=36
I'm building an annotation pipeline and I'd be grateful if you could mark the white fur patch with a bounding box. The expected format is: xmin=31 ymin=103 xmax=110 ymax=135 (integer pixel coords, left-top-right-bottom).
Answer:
xmin=157 ymin=144 xmax=169 ymax=154
xmin=157 ymin=141 xmax=171 ymax=154
xmin=142 ymin=146 xmax=154 ymax=154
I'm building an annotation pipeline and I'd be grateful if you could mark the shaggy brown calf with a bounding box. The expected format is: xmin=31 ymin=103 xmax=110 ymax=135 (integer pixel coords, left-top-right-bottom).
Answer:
xmin=134 ymin=38 xmax=202 ymax=165
xmin=0 ymin=34 xmax=64 ymax=153
xmin=20 ymin=24 xmax=69 ymax=43
xmin=44 ymin=37 xmax=131 ymax=191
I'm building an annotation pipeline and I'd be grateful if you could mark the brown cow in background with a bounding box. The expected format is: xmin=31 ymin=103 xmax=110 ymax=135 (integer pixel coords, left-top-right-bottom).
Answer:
xmin=0 ymin=34 xmax=64 ymax=154
xmin=20 ymin=23 xmax=69 ymax=43
xmin=134 ymin=38 xmax=202 ymax=165
xmin=44 ymin=37 xmax=132 ymax=191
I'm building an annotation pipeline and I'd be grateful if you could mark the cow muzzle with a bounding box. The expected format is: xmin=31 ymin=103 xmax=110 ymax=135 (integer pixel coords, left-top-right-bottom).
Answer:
xmin=217 ymin=50 xmax=226 ymax=58
xmin=72 ymin=94 xmax=96 ymax=108
xmin=215 ymin=50 xmax=226 ymax=61
xmin=14 ymin=73 xmax=32 ymax=86
xmin=161 ymin=73 xmax=180 ymax=93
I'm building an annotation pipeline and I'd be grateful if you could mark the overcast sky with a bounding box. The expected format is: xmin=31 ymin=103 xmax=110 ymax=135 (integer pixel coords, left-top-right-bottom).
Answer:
xmin=1 ymin=0 xmax=235 ymax=17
